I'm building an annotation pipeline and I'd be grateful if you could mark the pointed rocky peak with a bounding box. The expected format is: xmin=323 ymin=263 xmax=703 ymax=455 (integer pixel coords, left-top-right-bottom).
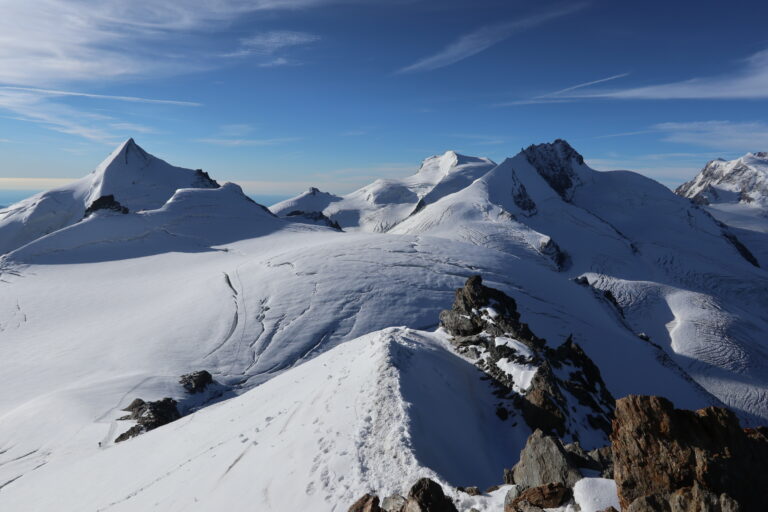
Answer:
xmin=676 ymin=151 xmax=768 ymax=205
xmin=522 ymin=139 xmax=586 ymax=201
xmin=308 ymin=187 xmax=321 ymax=195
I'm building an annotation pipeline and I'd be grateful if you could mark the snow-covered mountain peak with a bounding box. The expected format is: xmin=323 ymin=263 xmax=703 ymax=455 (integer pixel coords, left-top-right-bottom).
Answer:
xmin=521 ymin=139 xmax=586 ymax=201
xmin=0 ymin=139 xmax=224 ymax=255
xmin=676 ymin=151 xmax=768 ymax=206
xmin=88 ymin=138 xmax=220 ymax=212
xmin=419 ymin=150 xmax=495 ymax=178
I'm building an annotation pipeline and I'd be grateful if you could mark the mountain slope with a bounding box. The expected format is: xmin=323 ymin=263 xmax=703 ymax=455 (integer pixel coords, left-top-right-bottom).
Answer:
xmin=394 ymin=140 xmax=768 ymax=425
xmin=270 ymin=151 xmax=496 ymax=232
xmin=676 ymin=152 xmax=768 ymax=210
xmin=0 ymin=328 xmax=529 ymax=512
xmin=0 ymin=140 xmax=766 ymax=511
xmin=0 ymin=138 xmax=219 ymax=255
xmin=676 ymin=152 xmax=768 ymax=267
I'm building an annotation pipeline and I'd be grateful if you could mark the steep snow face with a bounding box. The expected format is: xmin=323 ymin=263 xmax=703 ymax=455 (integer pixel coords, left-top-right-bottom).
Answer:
xmin=0 ymin=328 xmax=529 ymax=511
xmin=0 ymin=138 xmax=219 ymax=255
xmin=394 ymin=141 xmax=768 ymax=423
xmin=676 ymin=152 xmax=768 ymax=208
xmin=270 ymin=151 xmax=496 ymax=232
xmin=85 ymin=138 xmax=220 ymax=212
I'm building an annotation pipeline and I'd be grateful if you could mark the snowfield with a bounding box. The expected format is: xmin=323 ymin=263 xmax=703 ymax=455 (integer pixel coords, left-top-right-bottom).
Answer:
xmin=0 ymin=139 xmax=766 ymax=510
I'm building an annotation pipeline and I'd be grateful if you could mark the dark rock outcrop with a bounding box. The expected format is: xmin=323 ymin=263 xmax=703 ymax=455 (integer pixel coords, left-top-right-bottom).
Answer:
xmin=511 ymin=430 xmax=582 ymax=489
xmin=84 ymin=195 xmax=129 ymax=217
xmin=179 ymin=370 xmax=213 ymax=394
xmin=522 ymin=139 xmax=584 ymax=201
xmin=507 ymin=483 xmax=571 ymax=511
xmin=440 ymin=276 xmax=615 ymax=446
xmin=404 ymin=478 xmax=458 ymax=512
xmin=611 ymin=395 xmax=768 ymax=511
xmin=439 ymin=275 xmax=539 ymax=341
xmin=193 ymin=169 xmax=220 ymax=188
xmin=114 ymin=397 xmax=180 ymax=442
xmin=286 ymin=210 xmax=343 ymax=230
xmin=348 ymin=494 xmax=382 ymax=512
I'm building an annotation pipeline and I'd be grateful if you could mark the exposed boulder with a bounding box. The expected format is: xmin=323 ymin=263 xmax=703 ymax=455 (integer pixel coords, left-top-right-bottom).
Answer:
xmin=348 ymin=494 xmax=383 ymax=512
xmin=612 ymin=395 xmax=768 ymax=511
xmin=503 ymin=485 xmax=523 ymax=509
xmin=179 ymin=370 xmax=213 ymax=394
xmin=440 ymin=276 xmax=615 ymax=447
xmin=83 ymin=195 xmax=129 ymax=217
xmin=511 ymin=429 xmax=582 ymax=489
xmin=508 ymin=483 xmax=571 ymax=511
xmin=456 ymin=486 xmax=480 ymax=496
xmin=381 ymin=495 xmax=406 ymax=512
xmin=404 ymin=478 xmax=458 ymax=512
xmin=114 ymin=397 xmax=180 ymax=442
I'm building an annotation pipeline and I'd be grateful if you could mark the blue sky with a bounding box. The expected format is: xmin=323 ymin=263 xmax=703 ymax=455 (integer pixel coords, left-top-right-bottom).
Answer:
xmin=2 ymin=0 xmax=768 ymax=203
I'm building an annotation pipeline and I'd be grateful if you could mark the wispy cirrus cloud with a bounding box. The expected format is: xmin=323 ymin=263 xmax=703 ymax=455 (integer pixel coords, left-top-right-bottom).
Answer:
xmin=197 ymin=137 xmax=302 ymax=147
xmin=597 ymin=121 xmax=768 ymax=152
xmin=653 ymin=121 xmax=768 ymax=151
xmin=226 ymin=31 xmax=320 ymax=61
xmin=397 ymin=3 xmax=588 ymax=74
xmin=0 ymin=86 xmax=201 ymax=106
xmin=497 ymin=72 xmax=629 ymax=106
xmin=0 ymin=0 xmax=335 ymax=142
xmin=568 ymin=48 xmax=768 ymax=100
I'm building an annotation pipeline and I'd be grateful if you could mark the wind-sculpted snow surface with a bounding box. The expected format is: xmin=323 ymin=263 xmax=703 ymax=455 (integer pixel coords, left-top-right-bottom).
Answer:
xmin=0 ymin=139 xmax=767 ymax=510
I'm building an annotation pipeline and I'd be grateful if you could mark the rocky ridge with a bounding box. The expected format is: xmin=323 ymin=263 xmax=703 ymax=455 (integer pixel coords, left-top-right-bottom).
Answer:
xmin=440 ymin=275 xmax=615 ymax=447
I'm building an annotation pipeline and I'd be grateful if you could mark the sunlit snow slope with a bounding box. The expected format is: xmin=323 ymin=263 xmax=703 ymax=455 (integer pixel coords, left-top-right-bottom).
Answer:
xmin=0 ymin=139 xmax=766 ymax=511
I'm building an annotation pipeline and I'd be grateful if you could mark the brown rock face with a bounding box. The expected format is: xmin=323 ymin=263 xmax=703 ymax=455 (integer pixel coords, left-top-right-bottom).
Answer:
xmin=611 ymin=395 xmax=768 ymax=510
xmin=348 ymin=494 xmax=382 ymax=512
xmin=404 ymin=478 xmax=458 ymax=512
xmin=508 ymin=483 xmax=571 ymax=511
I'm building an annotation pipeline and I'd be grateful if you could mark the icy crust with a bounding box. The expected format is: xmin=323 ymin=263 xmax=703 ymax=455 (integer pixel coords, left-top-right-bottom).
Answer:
xmin=270 ymin=150 xmax=496 ymax=232
xmin=0 ymin=328 xmax=529 ymax=511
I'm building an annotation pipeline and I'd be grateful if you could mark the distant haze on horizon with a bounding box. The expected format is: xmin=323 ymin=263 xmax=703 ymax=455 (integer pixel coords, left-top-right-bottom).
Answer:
xmin=1 ymin=0 xmax=768 ymax=197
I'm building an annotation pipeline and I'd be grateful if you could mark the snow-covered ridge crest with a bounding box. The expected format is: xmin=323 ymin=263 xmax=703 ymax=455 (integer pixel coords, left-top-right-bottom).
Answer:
xmin=271 ymin=149 xmax=496 ymax=232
